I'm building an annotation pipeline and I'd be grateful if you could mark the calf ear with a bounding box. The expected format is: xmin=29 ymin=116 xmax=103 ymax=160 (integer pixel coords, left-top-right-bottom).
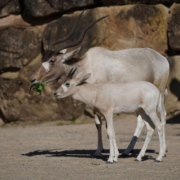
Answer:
xmin=76 ymin=73 xmax=91 ymax=86
xmin=61 ymin=46 xmax=81 ymax=63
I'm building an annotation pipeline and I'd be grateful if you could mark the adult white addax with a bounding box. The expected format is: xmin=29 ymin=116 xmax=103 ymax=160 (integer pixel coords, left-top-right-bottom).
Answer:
xmin=30 ymin=10 xmax=169 ymax=157
xmin=55 ymin=70 xmax=166 ymax=163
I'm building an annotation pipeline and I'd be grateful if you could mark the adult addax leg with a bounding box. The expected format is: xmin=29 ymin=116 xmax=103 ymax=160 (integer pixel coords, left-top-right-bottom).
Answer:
xmin=122 ymin=114 xmax=145 ymax=156
xmin=93 ymin=114 xmax=104 ymax=157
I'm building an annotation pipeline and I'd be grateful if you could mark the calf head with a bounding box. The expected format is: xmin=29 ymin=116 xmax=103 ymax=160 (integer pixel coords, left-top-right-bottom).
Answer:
xmin=54 ymin=68 xmax=91 ymax=99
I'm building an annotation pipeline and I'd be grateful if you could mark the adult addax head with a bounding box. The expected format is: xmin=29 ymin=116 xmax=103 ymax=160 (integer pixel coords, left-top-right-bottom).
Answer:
xmin=30 ymin=10 xmax=109 ymax=84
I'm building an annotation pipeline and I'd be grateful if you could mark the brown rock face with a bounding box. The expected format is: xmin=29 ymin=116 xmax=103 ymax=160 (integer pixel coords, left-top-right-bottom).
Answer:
xmin=43 ymin=5 xmax=169 ymax=55
xmin=23 ymin=0 xmax=100 ymax=18
xmin=0 ymin=3 xmax=180 ymax=123
xmin=0 ymin=0 xmax=21 ymax=18
xmin=168 ymin=3 xmax=180 ymax=51
xmin=0 ymin=26 xmax=42 ymax=72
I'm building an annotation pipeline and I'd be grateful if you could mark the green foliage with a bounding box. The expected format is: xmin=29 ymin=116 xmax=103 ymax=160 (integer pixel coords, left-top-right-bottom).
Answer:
xmin=33 ymin=82 xmax=46 ymax=96
xmin=101 ymin=117 xmax=105 ymax=121
xmin=92 ymin=163 xmax=100 ymax=165
xmin=170 ymin=112 xmax=175 ymax=117
xmin=56 ymin=122 xmax=64 ymax=126
xmin=70 ymin=115 xmax=77 ymax=121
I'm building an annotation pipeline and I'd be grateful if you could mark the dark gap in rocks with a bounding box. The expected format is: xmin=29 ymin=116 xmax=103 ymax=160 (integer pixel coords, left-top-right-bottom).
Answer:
xmin=18 ymin=0 xmax=25 ymax=13
xmin=0 ymin=67 xmax=20 ymax=74
xmin=166 ymin=46 xmax=180 ymax=56
xmin=20 ymin=11 xmax=63 ymax=26
xmin=0 ymin=109 xmax=9 ymax=123
xmin=166 ymin=28 xmax=180 ymax=56
xmin=17 ymin=0 xmax=104 ymax=26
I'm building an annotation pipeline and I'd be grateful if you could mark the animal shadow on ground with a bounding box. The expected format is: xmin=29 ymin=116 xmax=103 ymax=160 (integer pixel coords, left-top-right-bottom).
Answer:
xmin=22 ymin=149 xmax=156 ymax=162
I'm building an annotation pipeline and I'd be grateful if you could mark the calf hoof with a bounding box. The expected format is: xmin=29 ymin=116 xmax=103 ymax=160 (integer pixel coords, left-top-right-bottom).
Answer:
xmin=163 ymin=154 xmax=166 ymax=157
xmin=154 ymin=159 xmax=162 ymax=163
xmin=106 ymin=161 xmax=113 ymax=164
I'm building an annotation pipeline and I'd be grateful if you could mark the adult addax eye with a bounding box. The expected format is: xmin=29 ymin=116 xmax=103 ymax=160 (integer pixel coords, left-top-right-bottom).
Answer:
xmin=65 ymin=82 xmax=70 ymax=87
xmin=49 ymin=59 xmax=54 ymax=64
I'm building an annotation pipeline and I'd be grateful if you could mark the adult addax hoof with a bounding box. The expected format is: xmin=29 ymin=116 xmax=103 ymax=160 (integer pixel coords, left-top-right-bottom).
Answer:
xmin=106 ymin=161 xmax=113 ymax=164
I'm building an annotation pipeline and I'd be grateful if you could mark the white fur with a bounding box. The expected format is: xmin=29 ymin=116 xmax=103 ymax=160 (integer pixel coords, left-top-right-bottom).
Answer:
xmin=62 ymin=84 xmax=68 ymax=92
xmin=42 ymin=62 xmax=50 ymax=72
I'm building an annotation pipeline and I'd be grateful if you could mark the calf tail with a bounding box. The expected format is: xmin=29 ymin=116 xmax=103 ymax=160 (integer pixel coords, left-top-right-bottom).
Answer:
xmin=158 ymin=93 xmax=166 ymax=126
xmin=164 ymin=88 xmax=168 ymax=104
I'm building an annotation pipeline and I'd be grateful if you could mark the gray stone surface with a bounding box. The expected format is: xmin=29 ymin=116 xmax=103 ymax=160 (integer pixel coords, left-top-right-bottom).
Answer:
xmin=100 ymin=0 xmax=179 ymax=5
xmin=0 ymin=0 xmax=21 ymax=18
xmin=23 ymin=0 xmax=100 ymax=17
xmin=0 ymin=26 xmax=42 ymax=72
xmin=168 ymin=3 xmax=180 ymax=51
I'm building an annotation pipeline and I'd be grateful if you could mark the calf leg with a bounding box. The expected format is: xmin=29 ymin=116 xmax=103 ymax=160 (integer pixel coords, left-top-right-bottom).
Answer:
xmin=104 ymin=113 xmax=119 ymax=163
xmin=136 ymin=112 xmax=155 ymax=161
xmin=93 ymin=114 xmax=104 ymax=157
xmin=162 ymin=90 xmax=168 ymax=153
xmin=122 ymin=114 xmax=144 ymax=156
xmin=146 ymin=111 xmax=164 ymax=162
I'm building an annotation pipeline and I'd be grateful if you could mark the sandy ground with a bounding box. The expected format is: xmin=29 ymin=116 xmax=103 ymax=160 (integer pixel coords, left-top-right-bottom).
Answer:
xmin=0 ymin=115 xmax=180 ymax=180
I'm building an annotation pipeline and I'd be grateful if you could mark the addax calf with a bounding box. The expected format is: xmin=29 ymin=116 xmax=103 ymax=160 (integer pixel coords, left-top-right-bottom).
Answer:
xmin=54 ymin=70 xmax=166 ymax=163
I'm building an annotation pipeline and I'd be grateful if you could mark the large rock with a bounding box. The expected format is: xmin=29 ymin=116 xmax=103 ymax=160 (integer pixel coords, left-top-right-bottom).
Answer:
xmin=0 ymin=26 xmax=42 ymax=72
xmin=166 ymin=56 xmax=180 ymax=114
xmin=168 ymin=3 xmax=180 ymax=51
xmin=100 ymin=0 xmax=178 ymax=5
xmin=23 ymin=0 xmax=100 ymax=18
xmin=43 ymin=4 xmax=169 ymax=55
xmin=0 ymin=0 xmax=21 ymax=18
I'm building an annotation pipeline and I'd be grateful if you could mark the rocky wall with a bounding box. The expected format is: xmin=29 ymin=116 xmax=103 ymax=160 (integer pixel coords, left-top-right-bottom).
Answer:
xmin=0 ymin=1 xmax=180 ymax=123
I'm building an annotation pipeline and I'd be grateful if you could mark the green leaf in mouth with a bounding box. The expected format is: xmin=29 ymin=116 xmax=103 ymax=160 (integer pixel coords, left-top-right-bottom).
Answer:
xmin=32 ymin=82 xmax=46 ymax=96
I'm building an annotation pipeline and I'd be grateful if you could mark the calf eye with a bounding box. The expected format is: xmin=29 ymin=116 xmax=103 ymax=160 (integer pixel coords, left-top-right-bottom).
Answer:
xmin=49 ymin=59 xmax=54 ymax=64
xmin=65 ymin=82 xmax=70 ymax=87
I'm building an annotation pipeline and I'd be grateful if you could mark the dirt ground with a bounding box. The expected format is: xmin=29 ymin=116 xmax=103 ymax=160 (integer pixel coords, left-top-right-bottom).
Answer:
xmin=0 ymin=114 xmax=180 ymax=180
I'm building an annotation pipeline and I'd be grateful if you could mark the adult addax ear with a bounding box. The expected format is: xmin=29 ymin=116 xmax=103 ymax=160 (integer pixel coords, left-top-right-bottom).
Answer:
xmin=76 ymin=73 xmax=91 ymax=86
xmin=61 ymin=46 xmax=81 ymax=63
